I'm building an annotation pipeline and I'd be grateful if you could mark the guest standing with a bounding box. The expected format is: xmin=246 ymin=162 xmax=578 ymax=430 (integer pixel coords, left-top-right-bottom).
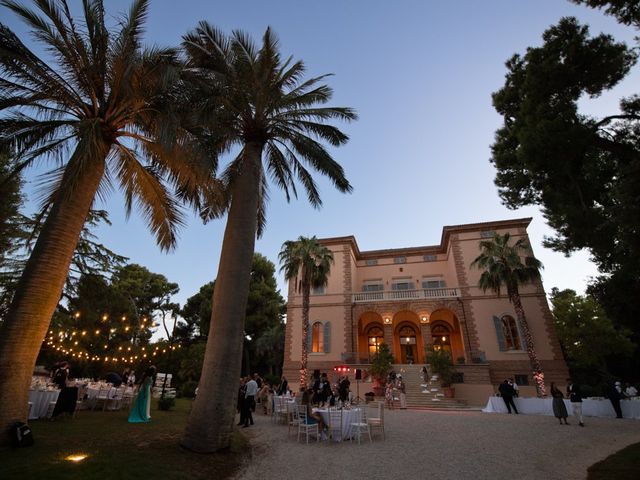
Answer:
xmin=385 ymin=382 xmax=394 ymax=409
xmin=566 ymin=378 xmax=584 ymax=427
xmin=397 ymin=375 xmax=407 ymax=409
xmin=277 ymin=376 xmax=288 ymax=396
xmin=606 ymin=381 xmax=624 ymax=418
xmin=237 ymin=377 xmax=247 ymax=426
xmin=338 ymin=376 xmax=350 ymax=403
xmin=421 ymin=366 xmax=429 ymax=384
xmin=551 ymin=382 xmax=569 ymax=425
xmin=128 ymin=366 xmax=156 ymax=423
xmin=498 ymin=379 xmax=518 ymax=414
xmin=242 ymin=375 xmax=258 ymax=427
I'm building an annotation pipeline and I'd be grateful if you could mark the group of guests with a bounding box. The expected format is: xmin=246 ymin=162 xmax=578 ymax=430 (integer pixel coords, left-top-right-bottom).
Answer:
xmin=237 ymin=374 xmax=262 ymax=428
xmin=499 ymin=377 xmax=638 ymax=425
xmin=310 ymin=372 xmax=352 ymax=406
xmin=384 ymin=370 xmax=406 ymax=409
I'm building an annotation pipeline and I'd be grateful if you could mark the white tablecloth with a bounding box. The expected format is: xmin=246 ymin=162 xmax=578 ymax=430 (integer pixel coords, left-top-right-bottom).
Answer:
xmin=483 ymin=396 xmax=640 ymax=419
xmin=315 ymin=408 xmax=361 ymax=440
xmin=28 ymin=390 xmax=60 ymax=419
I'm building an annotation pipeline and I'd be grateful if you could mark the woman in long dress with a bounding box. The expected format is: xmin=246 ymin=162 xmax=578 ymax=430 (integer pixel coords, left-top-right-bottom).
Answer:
xmin=550 ymin=382 xmax=569 ymax=425
xmin=128 ymin=366 xmax=156 ymax=423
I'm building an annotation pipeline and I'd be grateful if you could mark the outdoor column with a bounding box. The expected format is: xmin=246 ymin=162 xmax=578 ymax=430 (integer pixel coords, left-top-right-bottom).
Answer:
xmin=383 ymin=323 xmax=395 ymax=361
xmin=421 ymin=323 xmax=432 ymax=357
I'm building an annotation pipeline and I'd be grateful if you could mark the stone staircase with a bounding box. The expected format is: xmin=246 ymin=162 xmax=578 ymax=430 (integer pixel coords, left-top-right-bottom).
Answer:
xmin=393 ymin=364 xmax=470 ymax=410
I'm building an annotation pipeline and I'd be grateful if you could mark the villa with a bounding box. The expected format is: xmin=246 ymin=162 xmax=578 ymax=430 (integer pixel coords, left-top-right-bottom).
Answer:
xmin=282 ymin=218 xmax=569 ymax=405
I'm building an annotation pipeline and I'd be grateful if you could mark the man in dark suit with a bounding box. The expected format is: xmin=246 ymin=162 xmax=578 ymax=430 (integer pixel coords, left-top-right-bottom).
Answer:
xmin=566 ymin=378 xmax=584 ymax=426
xmin=606 ymin=381 xmax=624 ymax=418
xmin=498 ymin=379 xmax=518 ymax=414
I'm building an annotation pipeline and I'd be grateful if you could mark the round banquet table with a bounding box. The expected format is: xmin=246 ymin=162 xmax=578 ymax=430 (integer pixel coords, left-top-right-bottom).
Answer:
xmin=314 ymin=408 xmax=361 ymax=440
xmin=28 ymin=389 xmax=60 ymax=419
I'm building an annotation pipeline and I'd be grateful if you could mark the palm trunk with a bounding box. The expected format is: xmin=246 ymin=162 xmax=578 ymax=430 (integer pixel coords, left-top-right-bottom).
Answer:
xmin=300 ymin=281 xmax=311 ymax=388
xmin=181 ymin=143 xmax=262 ymax=453
xmin=0 ymin=150 xmax=106 ymax=443
xmin=511 ymin=290 xmax=546 ymax=397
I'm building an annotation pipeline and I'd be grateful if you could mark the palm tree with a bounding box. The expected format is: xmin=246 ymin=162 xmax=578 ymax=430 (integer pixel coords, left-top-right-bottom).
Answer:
xmin=180 ymin=25 xmax=355 ymax=452
xmin=279 ymin=236 xmax=334 ymax=387
xmin=470 ymin=232 xmax=546 ymax=396
xmin=0 ymin=0 xmax=209 ymax=439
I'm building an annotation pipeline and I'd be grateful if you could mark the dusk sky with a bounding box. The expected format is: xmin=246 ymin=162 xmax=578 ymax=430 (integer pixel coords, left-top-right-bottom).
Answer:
xmin=5 ymin=1 xmax=639 ymax=310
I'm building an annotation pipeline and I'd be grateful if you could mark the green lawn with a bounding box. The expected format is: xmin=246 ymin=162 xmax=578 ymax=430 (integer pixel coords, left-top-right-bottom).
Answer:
xmin=0 ymin=399 xmax=247 ymax=480
xmin=588 ymin=442 xmax=640 ymax=480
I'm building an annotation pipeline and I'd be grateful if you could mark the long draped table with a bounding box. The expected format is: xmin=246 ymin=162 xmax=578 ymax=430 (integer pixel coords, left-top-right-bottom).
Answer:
xmin=28 ymin=389 xmax=60 ymax=419
xmin=483 ymin=396 xmax=640 ymax=419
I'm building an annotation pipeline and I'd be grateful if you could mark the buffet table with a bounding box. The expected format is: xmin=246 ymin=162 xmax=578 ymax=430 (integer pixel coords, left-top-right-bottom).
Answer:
xmin=483 ymin=396 xmax=640 ymax=419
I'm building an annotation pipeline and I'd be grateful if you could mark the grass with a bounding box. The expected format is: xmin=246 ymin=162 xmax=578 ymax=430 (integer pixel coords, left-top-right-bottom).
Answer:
xmin=0 ymin=399 xmax=248 ymax=480
xmin=588 ymin=442 xmax=640 ymax=480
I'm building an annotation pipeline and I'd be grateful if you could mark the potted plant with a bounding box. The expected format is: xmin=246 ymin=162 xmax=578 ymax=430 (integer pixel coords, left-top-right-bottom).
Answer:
xmin=428 ymin=348 xmax=456 ymax=398
xmin=370 ymin=343 xmax=394 ymax=397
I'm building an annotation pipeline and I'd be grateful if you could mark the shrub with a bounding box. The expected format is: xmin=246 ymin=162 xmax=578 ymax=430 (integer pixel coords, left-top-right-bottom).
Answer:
xmin=158 ymin=396 xmax=175 ymax=411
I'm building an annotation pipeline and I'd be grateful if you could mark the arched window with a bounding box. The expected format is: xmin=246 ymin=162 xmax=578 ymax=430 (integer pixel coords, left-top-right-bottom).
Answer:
xmin=367 ymin=326 xmax=384 ymax=358
xmin=492 ymin=315 xmax=522 ymax=351
xmin=431 ymin=324 xmax=451 ymax=352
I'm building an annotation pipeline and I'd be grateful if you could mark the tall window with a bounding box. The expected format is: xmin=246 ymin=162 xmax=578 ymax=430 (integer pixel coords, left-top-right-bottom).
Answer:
xmin=367 ymin=326 xmax=384 ymax=358
xmin=501 ymin=315 xmax=521 ymax=350
xmin=312 ymin=322 xmax=323 ymax=353
xmin=492 ymin=315 xmax=522 ymax=351
xmin=310 ymin=321 xmax=331 ymax=353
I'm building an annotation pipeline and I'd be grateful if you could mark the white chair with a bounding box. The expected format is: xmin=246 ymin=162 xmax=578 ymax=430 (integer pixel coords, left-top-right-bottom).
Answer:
xmin=92 ymin=387 xmax=111 ymax=411
xmin=327 ymin=408 xmax=343 ymax=442
xmin=45 ymin=401 xmax=57 ymax=419
xmin=274 ymin=397 xmax=289 ymax=424
xmin=107 ymin=386 xmax=126 ymax=411
xmin=367 ymin=401 xmax=385 ymax=439
xmin=296 ymin=405 xmax=319 ymax=444
xmin=350 ymin=408 xmax=372 ymax=444
xmin=287 ymin=402 xmax=300 ymax=436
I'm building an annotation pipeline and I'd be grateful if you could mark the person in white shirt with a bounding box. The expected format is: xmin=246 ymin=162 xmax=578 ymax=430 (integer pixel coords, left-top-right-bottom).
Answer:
xmin=242 ymin=375 xmax=258 ymax=427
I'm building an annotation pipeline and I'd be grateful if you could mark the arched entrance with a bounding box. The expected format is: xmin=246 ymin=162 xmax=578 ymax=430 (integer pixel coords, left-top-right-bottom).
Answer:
xmin=429 ymin=308 xmax=466 ymax=362
xmin=397 ymin=323 xmax=418 ymax=364
xmin=366 ymin=325 xmax=384 ymax=361
xmin=357 ymin=312 xmax=385 ymax=363
xmin=392 ymin=310 xmax=424 ymax=364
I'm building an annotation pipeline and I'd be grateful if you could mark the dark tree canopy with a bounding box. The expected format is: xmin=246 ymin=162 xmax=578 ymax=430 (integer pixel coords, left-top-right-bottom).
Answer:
xmin=492 ymin=17 xmax=638 ymax=274
xmin=493 ymin=6 xmax=640 ymax=379
xmin=571 ymin=0 xmax=640 ymax=27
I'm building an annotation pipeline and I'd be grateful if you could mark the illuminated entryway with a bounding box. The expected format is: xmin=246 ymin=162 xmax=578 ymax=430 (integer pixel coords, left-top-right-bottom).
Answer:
xmin=429 ymin=308 xmax=466 ymax=362
xmin=397 ymin=323 xmax=418 ymax=364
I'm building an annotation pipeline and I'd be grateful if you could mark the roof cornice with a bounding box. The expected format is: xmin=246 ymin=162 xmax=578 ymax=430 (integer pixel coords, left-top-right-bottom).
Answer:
xmin=316 ymin=217 xmax=533 ymax=260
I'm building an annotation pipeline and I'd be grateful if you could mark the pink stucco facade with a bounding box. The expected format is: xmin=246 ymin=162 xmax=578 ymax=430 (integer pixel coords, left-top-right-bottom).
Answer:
xmin=282 ymin=218 xmax=569 ymax=405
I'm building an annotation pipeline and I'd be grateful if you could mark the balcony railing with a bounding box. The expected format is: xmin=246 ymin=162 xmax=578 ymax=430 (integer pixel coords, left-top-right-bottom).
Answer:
xmin=352 ymin=287 xmax=459 ymax=303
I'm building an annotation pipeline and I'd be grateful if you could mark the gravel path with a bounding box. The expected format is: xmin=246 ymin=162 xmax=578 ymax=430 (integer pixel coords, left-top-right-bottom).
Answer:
xmin=232 ymin=408 xmax=640 ymax=480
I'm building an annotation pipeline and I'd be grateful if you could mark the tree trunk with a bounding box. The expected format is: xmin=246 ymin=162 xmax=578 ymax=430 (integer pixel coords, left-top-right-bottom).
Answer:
xmin=511 ymin=290 xmax=546 ymax=397
xmin=181 ymin=143 xmax=262 ymax=453
xmin=299 ymin=282 xmax=311 ymax=388
xmin=0 ymin=150 xmax=106 ymax=443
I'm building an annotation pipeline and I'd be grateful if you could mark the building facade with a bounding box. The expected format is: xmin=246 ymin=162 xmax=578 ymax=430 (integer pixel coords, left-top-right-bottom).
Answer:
xmin=282 ymin=218 xmax=569 ymax=405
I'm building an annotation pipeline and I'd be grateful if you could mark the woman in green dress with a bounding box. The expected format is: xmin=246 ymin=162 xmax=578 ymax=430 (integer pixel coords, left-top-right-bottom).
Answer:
xmin=128 ymin=366 xmax=156 ymax=423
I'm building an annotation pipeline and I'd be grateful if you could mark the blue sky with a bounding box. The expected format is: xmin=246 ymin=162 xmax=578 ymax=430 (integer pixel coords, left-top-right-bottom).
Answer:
xmin=5 ymin=0 xmax=639 ymax=308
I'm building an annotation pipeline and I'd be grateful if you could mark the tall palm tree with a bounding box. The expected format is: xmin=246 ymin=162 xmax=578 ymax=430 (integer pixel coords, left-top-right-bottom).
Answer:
xmin=180 ymin=25 xmax=355 ymax=452
xmin=0 ymin=0 xmax=209 ymax=439
xmin=279 ymin=236 xmax=334 ymax=387
xmin=470 ymin=232 xmax=546 ymax=396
